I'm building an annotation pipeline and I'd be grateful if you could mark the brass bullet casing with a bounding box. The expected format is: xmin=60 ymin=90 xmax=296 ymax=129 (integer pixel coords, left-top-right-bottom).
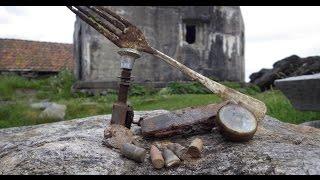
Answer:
xmin=186 ymin=138 xmax=203 ymax=158
xmin=162 ymin=148 xmax=181 ymax=168
xmin=150 ymin=145 xmax=165 ymax=169
xmin=121 ymin=143 xmax=147 ymax=163
xmin=215 ymin=103 xmax=258 ymax=142
xmin=167 ymin=143 xmax=187 ymax=160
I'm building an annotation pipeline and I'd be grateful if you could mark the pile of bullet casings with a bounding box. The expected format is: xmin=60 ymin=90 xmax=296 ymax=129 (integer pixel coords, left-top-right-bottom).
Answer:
xmin=120 ymin=138 xmax=203 ymax=169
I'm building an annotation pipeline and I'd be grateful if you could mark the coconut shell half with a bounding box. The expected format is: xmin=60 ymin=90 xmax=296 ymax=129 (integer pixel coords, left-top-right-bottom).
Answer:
xmin=215 ymin=104 xmax=257 ymax=142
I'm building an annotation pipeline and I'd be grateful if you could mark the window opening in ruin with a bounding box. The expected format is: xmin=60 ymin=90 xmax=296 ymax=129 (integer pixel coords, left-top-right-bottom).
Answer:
xmin=186 ymin=25 xmax=196 ymax=44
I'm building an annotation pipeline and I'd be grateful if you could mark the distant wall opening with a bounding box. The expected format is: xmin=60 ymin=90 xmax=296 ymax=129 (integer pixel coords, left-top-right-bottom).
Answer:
xmin=185 ymin=25 xmax=196 ymax=44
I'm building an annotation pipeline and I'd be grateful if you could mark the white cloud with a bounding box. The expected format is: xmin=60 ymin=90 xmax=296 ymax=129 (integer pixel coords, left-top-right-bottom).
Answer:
xmin=0 ymin=6 xmax=76 ymax=43
xmin=1 ymin=6 xmax=320 ymax=82
xmin=241 ymin=6 xmax=320 ymax=81
xmin=0 ymin=7 xmax=15 ymax=24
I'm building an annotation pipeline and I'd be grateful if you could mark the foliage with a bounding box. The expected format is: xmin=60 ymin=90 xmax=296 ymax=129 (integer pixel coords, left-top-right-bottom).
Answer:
xmin=255 ymin=90 xmax=320 ymax=124
xmin=129 ymin=84 xmax=158 ymax=96
xmin=167 ymin=82 xmax=210 ymax=94
xmin=1 ymin=72 xmax=320 ymax=129
xmin=36 ymin=69 xmax=76 ymax=100
xmin=0 ymin=75 xmax=41 ymax=100
xmin=166 ymin=81 xmax=261 ymax=96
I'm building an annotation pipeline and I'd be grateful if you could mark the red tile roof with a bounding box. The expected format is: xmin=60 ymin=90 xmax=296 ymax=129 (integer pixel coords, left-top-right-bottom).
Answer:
xmin=0 ymin=38 xmax=74 ymax=72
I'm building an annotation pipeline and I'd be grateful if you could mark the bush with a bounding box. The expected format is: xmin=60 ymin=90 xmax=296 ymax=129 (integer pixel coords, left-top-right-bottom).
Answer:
xmin=0 ymin=102 xmax=44 ymax=129
xmin=165 ymin=81 xmax=262 ymax=96
xmin=238 ymin=85 xmax=261 ymax=95
xmin=37 ymin=69 xmax=76 ymax=100
xmin=129 ymin=84 xmax=147 ymax=96
xmin=220 ymin=81 xmax=261 ymax=95
xmin=167 ymin=82 xmax=211 ymax=94
xmin=129 ymin=84 xmax=158 ymax=96
xmin=0 ymin=75 xmax=42 ymax=100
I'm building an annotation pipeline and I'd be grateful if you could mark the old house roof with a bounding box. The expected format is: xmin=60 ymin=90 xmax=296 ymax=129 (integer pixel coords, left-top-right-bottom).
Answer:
xmin=0 ymin=38 xmax=74 ymax=72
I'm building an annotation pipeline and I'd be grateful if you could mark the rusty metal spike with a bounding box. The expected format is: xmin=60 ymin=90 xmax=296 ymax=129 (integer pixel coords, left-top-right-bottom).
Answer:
xmin=97 ymin=6 xmax=132 ymax=27
xmin=88 ymin=6 xmax=126 ymax=31
xmin=75 ymin=6 xmax=121 ymax=37
xmin=68 ymin=6 xmax=120 ymax=47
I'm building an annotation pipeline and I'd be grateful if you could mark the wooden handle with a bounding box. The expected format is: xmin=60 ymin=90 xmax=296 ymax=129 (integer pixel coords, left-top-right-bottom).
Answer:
xmin=152 ymin=49 xmax=267 ymax=121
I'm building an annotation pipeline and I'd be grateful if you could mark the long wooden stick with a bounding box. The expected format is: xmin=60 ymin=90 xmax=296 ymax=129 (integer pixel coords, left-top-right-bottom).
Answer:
xmin=152 ymin=48 xmax=267 ymax=121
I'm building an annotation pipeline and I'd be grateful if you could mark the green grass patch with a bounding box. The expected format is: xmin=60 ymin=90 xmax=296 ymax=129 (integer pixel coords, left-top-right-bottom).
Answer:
xmin=166 ymin=81 xmax=261 ymax=96
xmin=254 ymin=90 xmax=320 ymax=124
xmin=0 ymin=102 xmax=62 ymax=128
xmin=131 ymin=94 xmax=221 ymax=111
xmin=1 ymin=71 xmax=320 ymax=129
xmin=0 ymin=75 xmax=41 ymax=100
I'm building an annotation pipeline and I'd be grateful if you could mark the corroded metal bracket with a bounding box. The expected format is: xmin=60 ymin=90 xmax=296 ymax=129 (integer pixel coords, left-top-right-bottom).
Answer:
xmin=140 ymin=102 xmax=228 ymax=138
xmin=111 ymin=48 xmax=141 ymax=129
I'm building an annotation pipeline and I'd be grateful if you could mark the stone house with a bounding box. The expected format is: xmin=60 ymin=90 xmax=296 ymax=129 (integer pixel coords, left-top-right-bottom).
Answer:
xmin=73 ymin=6 xmax=245 ymax=91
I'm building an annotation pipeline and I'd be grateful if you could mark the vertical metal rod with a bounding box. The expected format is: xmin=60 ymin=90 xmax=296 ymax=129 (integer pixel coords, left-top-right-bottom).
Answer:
xmin=117 ymin=69 xmax=131 ymax=103
xmin=110 ymin=48 xmax=141 ymax=128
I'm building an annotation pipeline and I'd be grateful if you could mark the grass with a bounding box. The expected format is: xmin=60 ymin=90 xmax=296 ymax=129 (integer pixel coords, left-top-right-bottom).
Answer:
xmin=0 ymin=70 xmax=320 ymax=129
xmin=255 ymin=90 xmax=320 ymax=124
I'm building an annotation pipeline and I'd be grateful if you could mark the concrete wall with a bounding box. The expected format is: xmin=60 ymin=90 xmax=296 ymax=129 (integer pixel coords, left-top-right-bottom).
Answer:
xmin=73 ymin=6 xmax=245 ymax=90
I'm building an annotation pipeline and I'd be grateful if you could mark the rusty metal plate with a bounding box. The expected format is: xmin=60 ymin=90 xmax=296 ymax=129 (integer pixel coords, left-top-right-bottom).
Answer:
xmin=140 ymin=102 xmax=227 ymax=138
xmin=111 ymin=102 xmax=129 ymax=127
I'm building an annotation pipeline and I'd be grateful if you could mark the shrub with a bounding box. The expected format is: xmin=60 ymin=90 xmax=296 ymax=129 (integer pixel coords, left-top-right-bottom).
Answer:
xmin=220 ymin=81 xmax=261 ymax=96
xmin=167 ymin=82 xmax=211 ymax=94
xmin=166 ymin=81 xmax=262 ymax=96
xmin=129 ymin=84 xmax=158 ymax=96
xmin=0 ymin=75 xmax=42 ymax=100
xmin=37 ymin=69 xmax=76 ymax=100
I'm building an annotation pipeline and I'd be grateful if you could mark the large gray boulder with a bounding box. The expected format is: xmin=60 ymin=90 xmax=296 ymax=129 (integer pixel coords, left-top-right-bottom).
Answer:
xmin=30 ymin=102 xmax=53 ymax=110
xmin=275 ymin=73 xmax=320 ymax=111
xmin=39 ymin=103 xmax=67 ymax=121
xmin=0 ymin=111 xmax=320 ymax=175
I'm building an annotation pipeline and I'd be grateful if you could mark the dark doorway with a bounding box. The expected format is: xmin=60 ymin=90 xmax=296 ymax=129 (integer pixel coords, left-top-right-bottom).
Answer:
xmin=186 ymin=25 xmax=196 ymax=44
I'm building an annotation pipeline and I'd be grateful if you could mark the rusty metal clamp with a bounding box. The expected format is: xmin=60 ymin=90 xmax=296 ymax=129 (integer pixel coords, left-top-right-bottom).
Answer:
xmin=111 ymin=48 xmax=141 ymax=129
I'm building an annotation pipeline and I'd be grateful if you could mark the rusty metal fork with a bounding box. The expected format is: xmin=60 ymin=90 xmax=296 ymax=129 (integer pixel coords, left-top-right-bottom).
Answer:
xmin=67 ymin=6 xmax=267 ymax=121
xmin=67 ymin=6 xmax=154 ymax=53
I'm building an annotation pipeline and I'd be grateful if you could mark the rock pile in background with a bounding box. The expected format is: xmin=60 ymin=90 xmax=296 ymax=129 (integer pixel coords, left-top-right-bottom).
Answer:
xmin=250 ymin=55 xmax=320 ymax=91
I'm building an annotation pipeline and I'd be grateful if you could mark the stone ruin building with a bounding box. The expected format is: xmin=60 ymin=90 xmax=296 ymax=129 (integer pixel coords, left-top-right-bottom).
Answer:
xmin=73 ymin=6 xmax=245 ymax=92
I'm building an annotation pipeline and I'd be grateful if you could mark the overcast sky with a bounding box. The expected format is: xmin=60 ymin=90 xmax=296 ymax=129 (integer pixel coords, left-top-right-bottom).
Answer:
xmin=1 ymin=6 xmax=320 ymax=82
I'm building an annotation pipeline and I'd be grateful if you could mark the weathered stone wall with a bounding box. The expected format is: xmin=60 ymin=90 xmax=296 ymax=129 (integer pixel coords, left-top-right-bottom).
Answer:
xmin=73 ymin=6 xmax=245 ymax=89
